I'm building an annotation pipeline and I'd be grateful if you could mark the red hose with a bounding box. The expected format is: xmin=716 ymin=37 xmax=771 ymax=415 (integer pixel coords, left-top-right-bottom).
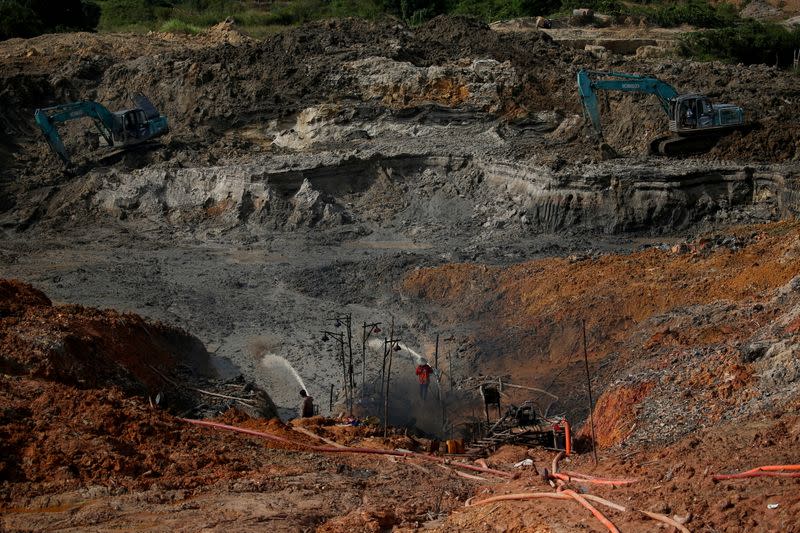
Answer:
xmin=713 ymin=464 xmax=800 ymax=481
xmin=182 ymin=418 xmax=516 ymax=479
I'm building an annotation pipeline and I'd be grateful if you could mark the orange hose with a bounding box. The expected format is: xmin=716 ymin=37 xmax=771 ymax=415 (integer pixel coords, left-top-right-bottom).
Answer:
xmin=561 ymin=470 xmax=639 ymax=483
xmin=182 ymin=418 xmax=517 ymax=479
xmin=552 ymin=451 xmax=564 ymax=475
xmin=713 ymin=471 xmax=800 ymax=481
xmin=561 ymin=489 xmax=620 ymax=533
xmin=563 ymin=419 xmax=571 ymax=456
xmin=639 ymin=510 xmax=690 ymax=533
xmin=468 ymin=492 xmax=569 ymax=506
xmin=713 ymin=464 xmax=800 ymax=481
xmin=467 ymin=491 xmax=627 ymax=513
xmin=553 ymin=472 xmax=638 ymax=486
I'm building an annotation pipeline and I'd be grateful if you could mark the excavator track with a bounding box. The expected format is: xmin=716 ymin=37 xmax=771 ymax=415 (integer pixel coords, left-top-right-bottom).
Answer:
xmin=648 ymin=133 xmax=723 ymax=156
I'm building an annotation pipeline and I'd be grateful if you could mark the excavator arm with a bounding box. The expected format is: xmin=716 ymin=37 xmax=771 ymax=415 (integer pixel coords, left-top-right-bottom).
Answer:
xmin=577 ymin=69 xmax=679 ymax=137
xmin=34 ymin=101 xmax=119 ymax=164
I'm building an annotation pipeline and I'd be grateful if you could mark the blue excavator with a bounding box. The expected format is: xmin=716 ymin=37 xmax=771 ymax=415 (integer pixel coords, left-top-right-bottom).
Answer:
xmin=34 ymin=93 xmax=168 ymax=165
xmin=577 ymin=69 xmax=745 ymax=156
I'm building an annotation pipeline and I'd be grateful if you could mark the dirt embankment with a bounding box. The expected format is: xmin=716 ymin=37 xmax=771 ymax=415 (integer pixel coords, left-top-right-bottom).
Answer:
xmin=0 ymin=279 xmax=272 ymax=493
xmin=401 ymin=221 xmax=800 ymax=443
xmin=0 ymin=279 xmax=187 ymax=391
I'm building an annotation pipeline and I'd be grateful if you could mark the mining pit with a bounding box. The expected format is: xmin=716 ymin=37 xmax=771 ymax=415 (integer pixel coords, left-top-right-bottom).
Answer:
xmin=1 ymin=15 xmax=800 ymax=532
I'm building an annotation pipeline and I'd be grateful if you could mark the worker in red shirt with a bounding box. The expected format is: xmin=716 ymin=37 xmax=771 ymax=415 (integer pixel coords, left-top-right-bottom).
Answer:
xmin=415 ymin=359 xmax=434 ymax=401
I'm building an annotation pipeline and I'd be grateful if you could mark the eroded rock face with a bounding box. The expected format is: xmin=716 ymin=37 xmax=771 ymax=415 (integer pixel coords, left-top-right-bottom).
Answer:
xmin=16 ymin=150 xmax=799 ymax=238
xmin=342 ymin=56 xmax=519 ymax=112
xmin=86 ymin=167 xmax=279 ymax=227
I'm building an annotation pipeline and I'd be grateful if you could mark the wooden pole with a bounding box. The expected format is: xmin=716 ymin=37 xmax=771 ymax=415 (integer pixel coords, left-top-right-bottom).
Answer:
xmin=383 ymin=318 xmax=395 ymax=438
xmin=361 ymin=322 xmax=367 ymax=401
xmin=339 ymin=338 xmax=348 ymax=415
xmin=434 ymin=333 xmax=440 ymax=402
xmin=582 ymin=319 xmax=599 ymax=466
xmin=346 ymin=314 xmax=354 ymax=411
xmin=434 ymin=333 xmax=439 ymax=369
xmin=380 ymin=336 xmax=387 ymax=412
xmin=384 ymin=342 xmax=394 ymax=438
xmin=447 ymin=342 xmax=453 ymax=390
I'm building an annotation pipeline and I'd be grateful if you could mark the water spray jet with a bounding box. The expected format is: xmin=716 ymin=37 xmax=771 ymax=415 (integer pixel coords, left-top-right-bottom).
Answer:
xmin=261 ymin=353 xmax=307 ymax=392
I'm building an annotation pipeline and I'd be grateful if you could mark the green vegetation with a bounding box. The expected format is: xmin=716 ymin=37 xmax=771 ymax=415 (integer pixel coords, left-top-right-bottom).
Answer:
xmin=2 ymin=0 xmax=799 ymax=69
xmin=158 ymin=17 xmax=201 ymax=33
xmin=681 ymin=19 xmax=800 ymax=66
xmin=451 ymin=0 xmax=561 ymax=23
xmin=640 ymin=0 xmax=739 ymax=28
xmin=0 ymin=0 xmax=100 ymax=39
xmin=93 ymin=0 xmax=385 ymax=35
xmin=0 ymin=0 xmax=749 ymax=39
xmin=558 ymin=0 xmax=622 ymax=16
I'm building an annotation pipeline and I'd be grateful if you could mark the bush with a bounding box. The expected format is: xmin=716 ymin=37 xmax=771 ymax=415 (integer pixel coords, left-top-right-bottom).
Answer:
xmin=99 ymin=0 xmax=159 ymax=28
xmin=327 ymin=0 xmax=384 ymax=19
xmin=450 ymin=0 xmax=561 ymax=21
xmin=0 ymin=1 xmax=41 ymax=39
xmin=559 ymin=0 xmax=623 ymax=15
xmin=0 ymin=0 xmax=100 ymax=39
xmin=159 ymin=17 xmax=200 ymax=32
xmin=645 ymin=0 xmax=738 ymax=29
xmin=681 ymin=19 xmax=800 ymax=66
xmin=30 ymin=0 xmax=101 ymax=31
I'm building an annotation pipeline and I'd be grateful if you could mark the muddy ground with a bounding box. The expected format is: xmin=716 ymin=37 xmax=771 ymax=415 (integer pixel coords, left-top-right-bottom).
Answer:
xmin=1 ymin=13 xmax=800 ymax=532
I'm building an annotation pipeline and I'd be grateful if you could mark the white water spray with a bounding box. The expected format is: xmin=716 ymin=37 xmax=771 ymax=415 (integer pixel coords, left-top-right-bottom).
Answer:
xmin=396 ymin=342 xmax=425 ymax=365
xmin=367 ymin=338 xmax=426 ymax=365
xmin=261 ymin=353 xmax=307 ymax=392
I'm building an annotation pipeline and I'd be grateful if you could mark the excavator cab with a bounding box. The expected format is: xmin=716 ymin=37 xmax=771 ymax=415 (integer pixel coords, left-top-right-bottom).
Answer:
xmin=669 ymin=94 xmax=744 ymax=135
xmin=118 ymin=109 xmax=149 ymax=140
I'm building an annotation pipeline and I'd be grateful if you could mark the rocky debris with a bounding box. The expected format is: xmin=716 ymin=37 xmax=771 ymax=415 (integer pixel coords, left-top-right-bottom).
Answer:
xmin=741 ymin=0 xmax=785 ymax=20
xmin=492 ymin=17 xmax=552 ymax=33
xmin=288 ymin=178 xmax=347 ymax=228
xmin=588 ymin=240 xmax=800 ymax=449
xmin=635 ymin=44 xmax=668 ymax=59
xmin=584 ymin=44 xmax=610 ymax=59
